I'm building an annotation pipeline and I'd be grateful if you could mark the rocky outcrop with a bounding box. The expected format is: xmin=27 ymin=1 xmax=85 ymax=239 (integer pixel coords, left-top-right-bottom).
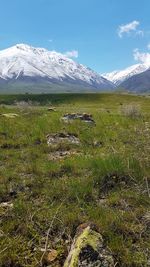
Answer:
xmin=62 ymin=113 xmax=95 ymax=124
xmin=47 ymin=133 xmax=80 ymax=147
xmin=64 ymin=223 xmax=114 ymax=267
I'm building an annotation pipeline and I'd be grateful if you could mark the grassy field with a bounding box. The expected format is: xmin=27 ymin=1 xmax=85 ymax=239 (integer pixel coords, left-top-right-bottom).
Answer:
xmin=0 ymin=93 xmax=150 ymax=267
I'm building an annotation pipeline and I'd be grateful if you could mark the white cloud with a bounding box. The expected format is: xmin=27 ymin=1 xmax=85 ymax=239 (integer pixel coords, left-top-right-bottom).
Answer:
xmin=118 ymin=20 xmax=140 ymax=38
xmin=64 ymin=50 xmax=78 ymax=58
xmin=133 ymin=48 xmax=150 ymax=64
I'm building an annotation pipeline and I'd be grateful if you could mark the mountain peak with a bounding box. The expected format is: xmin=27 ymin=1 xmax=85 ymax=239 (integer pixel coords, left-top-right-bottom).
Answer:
xmin=15 ymin=43 xmax=48 ymax=54
xmin=12 ymin=44 xmax=70 ymax=60
xmin=0 ymin=43 xmax=115 ymax=91
xmin=102 ymin=63 xmax=150 ymax=85
xmin=16 ymin=43 xmax=32 ymax=49
xmin=0 ymin=43 xmax=49 ymax=56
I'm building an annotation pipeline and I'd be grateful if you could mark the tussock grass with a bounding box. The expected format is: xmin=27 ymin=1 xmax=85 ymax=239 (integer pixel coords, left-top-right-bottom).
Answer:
xmin=121 ymin=103 xmax=142 ymax=119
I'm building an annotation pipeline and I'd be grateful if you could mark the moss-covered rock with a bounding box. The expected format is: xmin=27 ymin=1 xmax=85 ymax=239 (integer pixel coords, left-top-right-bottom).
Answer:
xmin=64 ymin=223 xmax=114 ymax=267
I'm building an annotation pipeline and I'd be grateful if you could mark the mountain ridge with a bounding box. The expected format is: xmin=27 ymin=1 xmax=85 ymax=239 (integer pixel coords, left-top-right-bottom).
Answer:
xmin=120 ymin=68 xmax=150 ymax=93
xmin=102 ymin=63 xmax=150 ymax=86
xmin=0 ymin=44 xmax=114 ymax=93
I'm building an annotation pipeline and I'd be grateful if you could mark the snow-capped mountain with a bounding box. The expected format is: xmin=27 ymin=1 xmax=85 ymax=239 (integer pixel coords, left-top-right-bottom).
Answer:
xmin=0 ymin=44 xmax=114 ymax=92
xmin=120 ymin=68 xmax=150 ymax=93
xmin=102 ymin=63 xmax=150 ymax=86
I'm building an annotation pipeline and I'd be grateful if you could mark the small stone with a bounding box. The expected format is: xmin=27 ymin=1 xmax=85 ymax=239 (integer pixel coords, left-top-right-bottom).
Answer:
xmin=34 ymin=138 xmax=42 ymax=145
xmin=93 ymin=141 xmax=103 ymax=147
xmin=47 ymin=107 xmax=56 ymax=111
xmin=44 ymin=249 xmax=58 ymax=264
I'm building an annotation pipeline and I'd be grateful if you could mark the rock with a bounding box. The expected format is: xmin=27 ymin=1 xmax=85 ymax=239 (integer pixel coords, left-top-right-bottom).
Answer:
xmin=93 ymin=141 xmax=103 ymax=147
xmin=0 ymin=202 xmax=13 ymax=208
xmin=99 ymin=172 xmax=135 ymax=195
xmin=62 ymin=113 xmax=95 ymax=124
xmin=98 ymin=198 xmax=108 ymax=207
xmin=47 ymin=133 xmax=80 ymax=147
xmin=1 ymin=113 xmax=19 ymax=118
xmin=64 ymin=223 xmax=114 ymax=267
xmin=48 ymin=150 xmax=82 ymax=160
xmin=47 ymin=107 xmax=56 ymax=111
xmin=34 ymin=138 xmax=42 ymax=145
xmin=41 ymin=249 xmax=58 ymax=265
xmin=1 ymin=143 xmax=21 ymax=149
xmin=142 ymin=211 xmax=150 ymax=228
xmin=48 ymin=150 xmax=81 ymax=160
xmin=44 ymin=249 xmax=58 ymax=264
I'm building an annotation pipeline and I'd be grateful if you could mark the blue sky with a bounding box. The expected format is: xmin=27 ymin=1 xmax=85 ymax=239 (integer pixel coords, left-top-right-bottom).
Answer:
xmin=0 ymin=0 xmax=150 ymax=73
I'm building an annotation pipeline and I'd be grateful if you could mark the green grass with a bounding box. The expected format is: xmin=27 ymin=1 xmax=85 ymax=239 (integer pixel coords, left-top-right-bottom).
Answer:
xmin=0 ymin=93 xmax=150 ymax=267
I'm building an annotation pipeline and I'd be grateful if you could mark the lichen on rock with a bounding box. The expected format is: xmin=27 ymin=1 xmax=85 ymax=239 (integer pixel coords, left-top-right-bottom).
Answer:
xmin=47 ymin=132 xmax=80 ymax=147
xmin=64 ymin=223 xmax=114 ymax=267
xmin=62 ymin=113 xmax=95 ymax=124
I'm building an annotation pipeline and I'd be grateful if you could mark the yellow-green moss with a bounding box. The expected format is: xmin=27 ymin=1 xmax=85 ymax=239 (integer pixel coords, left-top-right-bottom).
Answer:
xmin=64 ymin=226 xmax=102 ymax=267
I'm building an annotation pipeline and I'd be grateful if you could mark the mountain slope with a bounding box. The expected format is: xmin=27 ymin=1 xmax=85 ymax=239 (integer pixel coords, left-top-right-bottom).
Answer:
xmin=120 ymin=68 xmax=150 ymax=93
xmin=102 ymin=63 xmax=150 ymax=86
xmin=0 ymin=44 xmax=114 ymax=92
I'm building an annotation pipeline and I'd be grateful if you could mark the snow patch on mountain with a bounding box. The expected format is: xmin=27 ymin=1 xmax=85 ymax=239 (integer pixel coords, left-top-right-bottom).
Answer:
xmin=102 ymin=63 xmax=150 ymax=85
xmin=0 ymin=44 xmax=114 ymax=90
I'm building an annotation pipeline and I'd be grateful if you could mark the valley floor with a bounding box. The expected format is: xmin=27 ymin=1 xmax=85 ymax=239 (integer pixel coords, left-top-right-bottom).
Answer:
xmin=0 ymin=93 xmax=150 ymax=266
